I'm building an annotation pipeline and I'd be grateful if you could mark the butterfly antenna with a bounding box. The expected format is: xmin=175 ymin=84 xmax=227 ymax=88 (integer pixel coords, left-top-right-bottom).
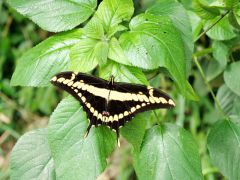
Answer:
xmin=84 ymin=124 xmax=92 ymax=138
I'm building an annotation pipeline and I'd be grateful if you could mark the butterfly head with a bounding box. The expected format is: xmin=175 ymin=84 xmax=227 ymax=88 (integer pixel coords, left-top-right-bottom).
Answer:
xmin=108 ymin=75 xmax=115 ymax=86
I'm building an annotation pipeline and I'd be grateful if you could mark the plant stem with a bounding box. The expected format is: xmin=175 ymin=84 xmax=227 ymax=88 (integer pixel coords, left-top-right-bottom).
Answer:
xmin=153 ymin=110 xmax=161 ymax=125
xmin=193 ymin=47 xmax=213 ymax=57
xmin=193 ymin=56 xmax=225 ymax=117
xmin=195 ymin=10 xmax=230 ymax=42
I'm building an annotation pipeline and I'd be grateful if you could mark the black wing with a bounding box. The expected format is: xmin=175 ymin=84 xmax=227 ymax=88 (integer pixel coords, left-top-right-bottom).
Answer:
xmin=51 ymin=71 xmax=175 ymax=147
xmin=50 ymin=71 xmax=110 ymax=132
xmin=106 ymin=82 xmax=175 ymax=130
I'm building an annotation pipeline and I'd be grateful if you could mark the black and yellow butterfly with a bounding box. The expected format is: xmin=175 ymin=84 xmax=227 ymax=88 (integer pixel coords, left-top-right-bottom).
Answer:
xmin=51 ymin=72 xmax=175 ymax=146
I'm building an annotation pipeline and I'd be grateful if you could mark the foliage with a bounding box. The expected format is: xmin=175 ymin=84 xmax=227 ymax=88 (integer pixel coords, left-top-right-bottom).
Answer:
xmin=0 ymin=0 xmax=240 ymax=179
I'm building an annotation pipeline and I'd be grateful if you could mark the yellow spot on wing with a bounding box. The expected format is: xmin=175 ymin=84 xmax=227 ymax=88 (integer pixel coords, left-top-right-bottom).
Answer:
xmin=131 ymin=107 xmax=136 ymax=113
xmin=124 ymin=111 xmax=129 ymax=116
xmin=86 ymin=103 xmax=91 ymax=108
xmin=90 ymin=107 xmax=94 ymax=113
xmin=81 ymin=96 xmax=86 ymax=102
xmin=93 ymin=110 xmax=98 ymax=117
xmin=108 ymin=116 xmax=113 ymax=122
xmin=159 ymin=97 xmax=167 ymax=104
xmin=114 ymin=115 xmax=118 ymax=121
xmin=57 ymin=77 xmax=65 ymax=83
xmin=51 ymin=76 xmax=57 ymax=81
xmin=119 ymin=113 xmax=124 ymax=119
xmin=132 ymin=94 xmax=138 ymax=101
xmin=149 ymin=97 xmax=155 ymax=103
xmin=168 ymin=99 xmax=175 ymax=106
xmin=136 ymin=105 xmax=141 ymax=109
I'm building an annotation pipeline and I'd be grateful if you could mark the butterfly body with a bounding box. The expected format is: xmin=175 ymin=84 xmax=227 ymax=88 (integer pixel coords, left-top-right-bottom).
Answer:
xmin=51 ymin=71 xmax=175 ymax=146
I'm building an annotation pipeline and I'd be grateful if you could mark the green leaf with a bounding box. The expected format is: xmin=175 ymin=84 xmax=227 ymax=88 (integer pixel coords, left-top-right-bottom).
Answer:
xmin=146 ymin=0 xmax=194 ymax=75
xmin=193 ymin=0 xmax=220 ymax=19
xmin=224 ymin=61 xmax=240 ymax=96
xmin=133 ymin=124 xmax=203 ymax=180
xmin=207 ymin=119 xmax=240 ymax=180
xmin=10 ymin=128 xmax=55 ymax=180
xmin=48 ymin=96 xmax=115 ymax=180
xmin=99 ymin=61 xmax=148 ymax=85
xmin=69 ymin=38 xmax=109 ymax=72
xmin=108 ymin=37 xmax=131 ymax=65
xmin=8 ymin=0 xmax=97 ymax=32
xmin=185 ymin=81 xmax=199 ymax=101
xmin=212 ymin=41 xmax=229 ymax=67
xmin=229 ymin=10 xmax=240 ymax=29
xmin=216 ymin=84 xmax=240 ymax=116
xmin=121 ymin=113 xmax=148 ymax=153
xmin=231 ymin=4 xmax=240 ymax=28
xmin=11 ymin=29 xmax=83 ymax=87
xmin=119 ymin=14 xmax=187 ymax=96
xmin=205 ymin=15 xmax=237 ymax=40
xmin=205 ymin=60 xmax=225 ymax=81
xmin=225 ymin=0 xmax=239 ymax=9
xmin=96 ymin=0 xmax=134 ymax=35
xmin=83 ymin=16 xmax=105 ymax=39
xmin=188 ymin=11 xmax=203 ymax=43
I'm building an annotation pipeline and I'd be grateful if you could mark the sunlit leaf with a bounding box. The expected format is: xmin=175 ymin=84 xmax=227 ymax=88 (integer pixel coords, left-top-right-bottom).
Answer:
xmin=10 ymin=128 xmax=56 ymax=180
xmin=11 ymin=29 xmax=83 ymax=87
xmin=99 ymin=60 xmax=148 ymax=85
xmin=146 ymin=0 xmax=194 ymax=74
xmin=108 ymin=37 xmax=131 ymax=65
xmin=8 ymin=0 xmax=97 ymax=32
xmin=121 ymin=113 xmax=148 ymax=153
xmin=133 ymin=124 xmax=203 ymax=180
xmin=48 ymin=96 xmax=115 ymax=180
xmin=69 ymin=38 xmax=109 ymax=72
xmin=119 ymin=14 xmax=188 ymax=96
xmin=96 ymin=0 xmax=134 ymax=35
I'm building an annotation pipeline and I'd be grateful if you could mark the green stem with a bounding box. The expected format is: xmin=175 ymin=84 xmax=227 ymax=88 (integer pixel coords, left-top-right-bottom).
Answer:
xmin=193 ymin=47 xmax=213 ymax=57
xmin=193 ymin=56 xmax=226 ymax=117
xmin=195 ymin=10 xmax=230 ymax=42
xmin=153 ymin=111 xmax=161 ymax=125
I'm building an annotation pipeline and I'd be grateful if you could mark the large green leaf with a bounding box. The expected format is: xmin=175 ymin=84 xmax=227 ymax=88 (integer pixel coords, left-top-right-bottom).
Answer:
xmin=205 ymin=15 xmax=237 ymax=40
xmin=133 ymin=124 xmax=203 ymax=180
xmin=83 ymin=16 xmax=104 ymax=39
xmin=10 ymin=128 xmax=55 ymax=180
xmin=207 ymin=119 xmax=240 ymax=180
xmin=108 ymin=37 xmax=131 ymax=65
xmin=8 ymin=0 xmax=97 ymax=32
xmin=69 ymin=38 xmax=109 ymax=72
xmin=119 ymin=13 xmax=187 ymax=96
xmin=48 ymin=96 xmax=115 ymax=180
xmin=120 ymin=113 xmax=148 ymax=153
xmin=11 ymin=29 xmax=83 ymax=87
xmin=146 ymin=0 xmax=194 ymax=75
xmin=224 ymin=61 xmax=240 ymax=96
xmin=96 ymin=0 xmax=134 ymax=35
xmin=100 ymin=60 xmax=148 ymax=85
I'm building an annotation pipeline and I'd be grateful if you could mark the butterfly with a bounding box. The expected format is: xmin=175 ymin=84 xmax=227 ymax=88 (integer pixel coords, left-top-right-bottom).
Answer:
xmin=51 ymin=71 xmax=175 ymax=146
